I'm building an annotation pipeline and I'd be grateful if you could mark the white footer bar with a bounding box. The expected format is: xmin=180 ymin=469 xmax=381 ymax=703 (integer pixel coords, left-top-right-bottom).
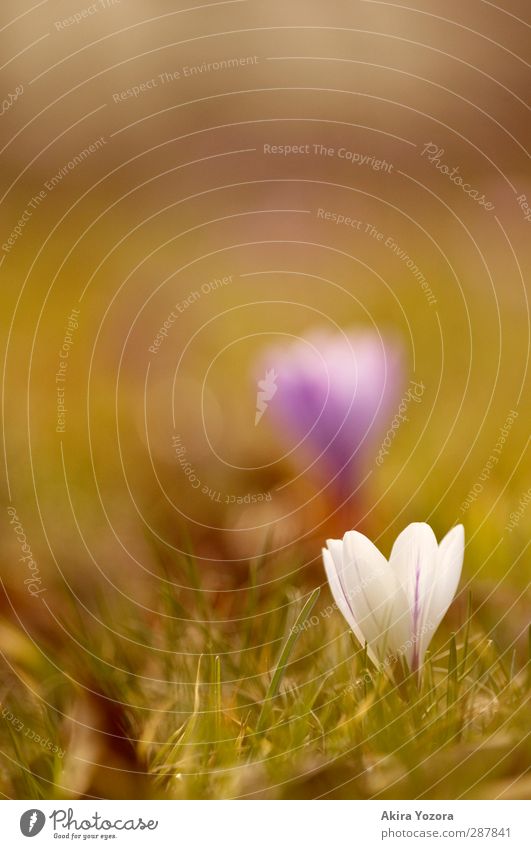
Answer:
xmin=2 ymin=799 xmax=528 ymax=848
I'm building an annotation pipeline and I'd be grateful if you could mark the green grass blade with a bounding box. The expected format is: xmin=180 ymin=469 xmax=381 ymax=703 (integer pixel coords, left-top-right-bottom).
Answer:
xmin=460 ymin=590 xmax=472 ymax=679
xmin=257 ymin=587 xmax=320 ymax=730
xmin=447 ymin=633 xmax=458 ymax=710
xmin=213 ymin=654 xmax=222 ymax=741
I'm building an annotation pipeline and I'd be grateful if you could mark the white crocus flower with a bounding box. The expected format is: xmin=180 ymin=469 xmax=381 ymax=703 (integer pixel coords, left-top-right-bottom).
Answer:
xmin=322 ymin=522 xmax=464 ymax=674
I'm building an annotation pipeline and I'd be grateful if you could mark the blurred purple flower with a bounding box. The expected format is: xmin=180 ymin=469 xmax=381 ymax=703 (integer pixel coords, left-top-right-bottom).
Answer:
xmin=254 ymin=328 xmax=403 ymax=497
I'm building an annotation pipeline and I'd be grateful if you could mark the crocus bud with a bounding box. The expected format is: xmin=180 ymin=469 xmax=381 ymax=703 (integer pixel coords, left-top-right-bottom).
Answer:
xmin=322 ymin=522 xmax=465 ymax=674
xmin=254 ymin=327 xmax=403 ymax=497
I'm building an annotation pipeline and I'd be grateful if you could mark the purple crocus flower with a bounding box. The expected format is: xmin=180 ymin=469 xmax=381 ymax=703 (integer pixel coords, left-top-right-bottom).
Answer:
xmin=254 ymin=327 xmax=403 ymax=497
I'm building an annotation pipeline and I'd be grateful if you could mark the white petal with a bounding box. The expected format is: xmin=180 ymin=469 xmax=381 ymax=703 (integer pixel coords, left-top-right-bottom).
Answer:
xmin=326 ymin=537 xmax=345 ymax=575
xmin=425 ymin=524 xmax=465 ymax=637
xmin=322 ymin=545 xmax=369 ymax=655
xmin=340 ymin=531 xmax=410 ymax=665
xmin=389 ymin=522 xmax=438 ymax=669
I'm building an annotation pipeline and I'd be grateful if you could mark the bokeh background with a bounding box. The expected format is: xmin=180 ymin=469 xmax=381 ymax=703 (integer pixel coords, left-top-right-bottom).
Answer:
xmin=0 ymin=0 xmax=529 ymax=800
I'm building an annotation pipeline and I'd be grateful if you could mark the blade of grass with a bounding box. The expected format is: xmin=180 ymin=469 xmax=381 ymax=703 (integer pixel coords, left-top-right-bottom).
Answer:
xmin=459 ymin=590 xmax=472 ymax=680
xmin=447 ymin=633 xmax=458 ymax=710
xmin=213 ymin=655 xmax=222 ymax=741
xmin=257 ymin=587 xmax=320 ymax=731
xmin=154 ymin=655 xmax=204 ymax=779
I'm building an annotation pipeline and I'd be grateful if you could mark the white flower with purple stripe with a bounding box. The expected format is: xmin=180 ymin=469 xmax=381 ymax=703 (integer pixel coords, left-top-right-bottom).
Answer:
xmin=322 ymin=522 xmax=465 ymax=673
